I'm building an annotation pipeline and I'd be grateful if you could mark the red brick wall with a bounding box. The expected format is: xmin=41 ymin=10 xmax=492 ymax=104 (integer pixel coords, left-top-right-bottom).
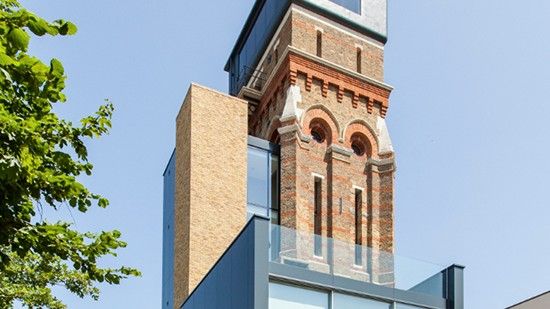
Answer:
xmin=246 ymin=8 xmax=395 ymax=283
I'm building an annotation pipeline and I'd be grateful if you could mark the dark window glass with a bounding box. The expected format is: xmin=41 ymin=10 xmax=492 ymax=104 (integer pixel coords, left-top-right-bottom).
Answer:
xmin=311 ymin=129 xmax=325 ymax=143
xmin=314 ymin=177 xmax=323 ymax=256
xmin=354 ymin=189 xmax=363 ymax=265
xmin=271 ymin=155 xmax=280 ymax=223
xmin=356 ymin=48 xmax=362 ymax=73
xmin=316 ymin=31 xmax=323 ymax=58
xmin=329 ymin=0 xmax=362 ymax=14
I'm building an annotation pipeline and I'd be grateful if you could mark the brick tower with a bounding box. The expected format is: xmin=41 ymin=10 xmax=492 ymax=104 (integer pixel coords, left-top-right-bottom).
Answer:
xmin=226 ymin=0 xmax=395 ymax=273
xmin=164 ymin=1 xmax=400 ymax=307
xmin=165 ymin=2 xmax=466 ymax=308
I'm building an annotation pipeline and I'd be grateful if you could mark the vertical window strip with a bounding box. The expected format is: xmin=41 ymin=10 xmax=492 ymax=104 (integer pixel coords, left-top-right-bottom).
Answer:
xmin=314 ymin=177 xmax=323 ymax=256
xmin=356 ymin=48 xmax=362 ymax=73
xmin=354 ymin=188 xmax=363 ymax=265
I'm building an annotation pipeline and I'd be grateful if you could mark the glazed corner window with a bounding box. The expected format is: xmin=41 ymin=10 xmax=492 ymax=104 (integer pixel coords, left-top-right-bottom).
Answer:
xmin=247 ymin=144 xmax=280 ymax=222
xmin=313 ymin=177 xmax=323 ymax=257
xmin=354 ymin=188 xmax=363 ymax=265
xmin=316 ymin=30 xmax=323 ymax=58
xmin=329 ymin=0 xmax=362 ymax=14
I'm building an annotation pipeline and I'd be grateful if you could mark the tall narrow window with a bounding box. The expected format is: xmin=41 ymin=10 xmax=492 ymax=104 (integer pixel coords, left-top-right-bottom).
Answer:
xmin=316 ymin=30 xmax=323 ymax=58
xmin=314 ymin=177 xmax=323 ymax=256
xmin=354 ymin=189 xmax=363 ymax=265
xmin=356 ymin=48 xmax=362 ymax=73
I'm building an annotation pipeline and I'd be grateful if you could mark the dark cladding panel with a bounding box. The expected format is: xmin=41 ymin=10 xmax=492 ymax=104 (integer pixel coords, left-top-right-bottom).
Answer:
xmin=162 ymin=151 xmax=176 ymax=309
xmin=180 ymin=218 xmax=269 ymax=309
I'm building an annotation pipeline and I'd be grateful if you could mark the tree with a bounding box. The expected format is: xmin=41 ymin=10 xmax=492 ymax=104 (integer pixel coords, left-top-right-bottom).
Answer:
xmin=0 ymin=0 xmax=140 ymax=307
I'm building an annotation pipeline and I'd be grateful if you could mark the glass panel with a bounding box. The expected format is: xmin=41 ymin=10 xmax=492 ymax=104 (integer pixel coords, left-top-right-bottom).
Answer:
xmin=329 ymin=0 xmax=361 ymax=14
xmin=270 ymin=224 xmax=446 ymax=299
xmin=230 ymin=0 xmax=289 ymax=94
xmin=333 ymin=293 xmax=391 ymax=309
xmin=354 ymin=244 xmax=362 ymax=266
xmin=269 ymin=282 xmax=329 ymax=309
xmin=247 ymin=147 xmax=269 ymax=209
xmin=313 ymin=233 xmax=323 ymax=257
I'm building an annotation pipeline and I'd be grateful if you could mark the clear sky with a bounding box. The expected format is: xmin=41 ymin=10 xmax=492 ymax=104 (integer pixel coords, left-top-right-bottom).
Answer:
xmin=19 ymin=0 xmax=550 ymax=308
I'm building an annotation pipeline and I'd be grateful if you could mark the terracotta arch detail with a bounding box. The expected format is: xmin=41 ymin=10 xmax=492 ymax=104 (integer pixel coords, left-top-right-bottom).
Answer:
xmin=301 ymin=105 xmax=340 ymax=145
xmin=344 ymin=120 xmax=379 ymax=158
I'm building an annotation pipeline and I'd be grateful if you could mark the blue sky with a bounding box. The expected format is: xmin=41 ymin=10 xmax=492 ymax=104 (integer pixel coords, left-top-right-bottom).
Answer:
xmin=19 ymin=0 xmax=549 ymax=308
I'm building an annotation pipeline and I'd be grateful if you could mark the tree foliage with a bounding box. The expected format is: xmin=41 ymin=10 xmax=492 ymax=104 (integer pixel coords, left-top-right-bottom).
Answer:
xmin=0 ymin=0 xmax=140 ymax=307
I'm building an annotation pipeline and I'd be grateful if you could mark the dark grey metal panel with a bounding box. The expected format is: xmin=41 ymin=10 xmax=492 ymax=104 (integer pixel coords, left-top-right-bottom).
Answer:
xmin=269 ymin=262 xmax=447 ymax=309
xmin=248 ymin=135 xmax=280 ymax=154
xmin=254 ymin=218 xmax=270 ymax=309
xmin=445 ymin=265 xmax=465 ymax=309
xmin=162 ymin=151 xmax=176 ymax=309
xmin=180 ymin=217 xmax=270 ymax=309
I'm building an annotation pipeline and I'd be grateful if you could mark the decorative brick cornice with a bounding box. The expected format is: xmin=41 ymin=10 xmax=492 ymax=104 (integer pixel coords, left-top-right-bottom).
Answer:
xmin=288 ymin=51 xmax=391 ymax=117
xmin=250 ymin=47 xmax=394 ymax=130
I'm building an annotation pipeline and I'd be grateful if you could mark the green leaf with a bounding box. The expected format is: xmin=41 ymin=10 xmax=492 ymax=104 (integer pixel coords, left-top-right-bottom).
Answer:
xmin=0 ymin=53 xmax=15 ymax=66
xmin=59 ymin=21 xmax=77 ymax=35
xmin=28 ymin=20 xmax=45 ymax=36
xmin=0 ymin=2 xmax=138 ymax=308
xmin=7 ymin=28 xmax=30 ymax=51
xmin=50 ymin=58 xmax=64 ymax=77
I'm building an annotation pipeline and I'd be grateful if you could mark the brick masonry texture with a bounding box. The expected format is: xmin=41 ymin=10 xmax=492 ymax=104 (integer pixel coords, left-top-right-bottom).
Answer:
xmin=174 ymin=84 xmax=248 ymax=308
xmin=290 ymin=10 xmax=385 ymax=81
xmin=254 ymin=8 xmax=385 ymax=97
xmin=172 ymin=3 xmax=396 ymax=304
xmin=247 ymin=6 xmax=395 ymax=281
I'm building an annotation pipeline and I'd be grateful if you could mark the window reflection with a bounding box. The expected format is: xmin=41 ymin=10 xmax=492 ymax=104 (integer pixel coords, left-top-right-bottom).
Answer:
xmin=333 ymin=293 xmax=392 ymax=309
xmin=329 ymin=0 xmax=362 ymax=14
xmin=248 ymin=147 xmax=269 ymax=209
xmin=247 ymin=142 xmax=280 ymax=222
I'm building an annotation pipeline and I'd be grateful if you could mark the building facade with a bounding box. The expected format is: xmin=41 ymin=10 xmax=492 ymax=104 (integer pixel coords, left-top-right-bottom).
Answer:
xmin=163 ymin=0 xmax=465 ymax=308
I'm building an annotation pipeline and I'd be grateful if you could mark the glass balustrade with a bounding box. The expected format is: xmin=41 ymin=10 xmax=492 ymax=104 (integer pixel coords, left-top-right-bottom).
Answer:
xmin=270 ymin=224 xmax=446 ymax=298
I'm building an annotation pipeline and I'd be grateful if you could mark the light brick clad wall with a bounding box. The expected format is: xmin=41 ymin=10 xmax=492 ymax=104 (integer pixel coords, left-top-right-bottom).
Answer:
xmin=173 ymin=84 xmax=248 ymax=308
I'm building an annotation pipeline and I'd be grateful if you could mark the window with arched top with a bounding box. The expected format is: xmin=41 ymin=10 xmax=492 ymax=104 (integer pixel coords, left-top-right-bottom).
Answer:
xmin=350 ymin=132 xmax=370 ymax=157
xmin=309 ymin=119 xmax=332 ymax=145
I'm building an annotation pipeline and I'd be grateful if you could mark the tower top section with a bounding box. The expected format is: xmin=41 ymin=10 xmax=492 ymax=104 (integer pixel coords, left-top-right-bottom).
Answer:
xmin=224 ymin=0 xmax=388 ymax=95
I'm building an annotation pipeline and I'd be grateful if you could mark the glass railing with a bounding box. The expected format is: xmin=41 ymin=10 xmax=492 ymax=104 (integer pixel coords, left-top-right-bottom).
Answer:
xmin=270 ymin=224 xmax=446 ymax=298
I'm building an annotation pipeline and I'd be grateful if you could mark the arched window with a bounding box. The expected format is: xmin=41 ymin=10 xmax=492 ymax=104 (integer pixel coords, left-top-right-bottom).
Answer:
xmin=350 ymin=132 xmax=370 ymax=157
xmin=309 ymin=119 xmax=332 ymax=145
xmin=311 ymin=127 xmax=326 ymax=143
